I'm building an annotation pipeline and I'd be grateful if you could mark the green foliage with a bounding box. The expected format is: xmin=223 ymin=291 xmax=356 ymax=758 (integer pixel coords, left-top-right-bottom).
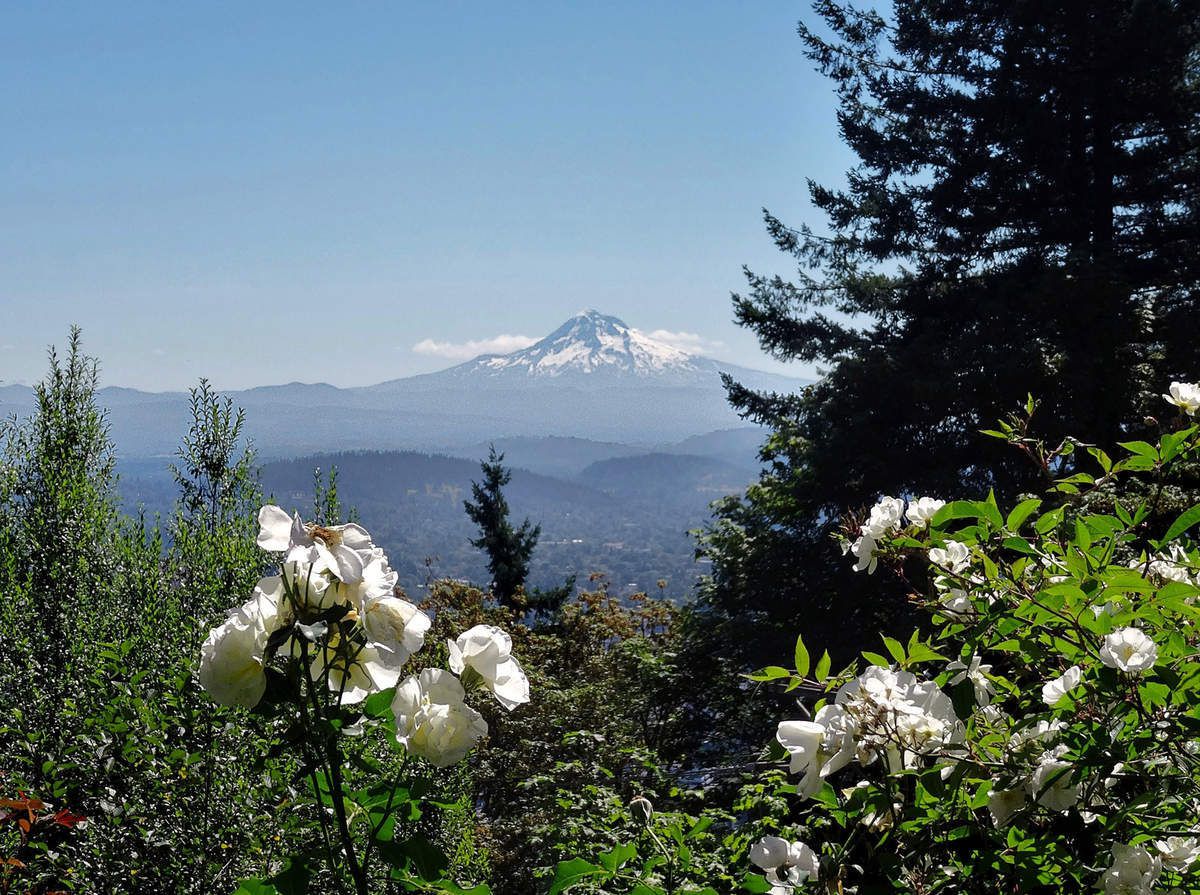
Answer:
xmin=0 ymin=335 xmax=274 ymax=893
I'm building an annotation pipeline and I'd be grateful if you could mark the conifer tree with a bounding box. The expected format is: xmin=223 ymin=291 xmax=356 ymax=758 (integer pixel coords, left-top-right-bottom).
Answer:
xmin=464 ymin=446 xmax=541 ymax=608
xmin=685 ymin=0 xmax=1200 ymax=733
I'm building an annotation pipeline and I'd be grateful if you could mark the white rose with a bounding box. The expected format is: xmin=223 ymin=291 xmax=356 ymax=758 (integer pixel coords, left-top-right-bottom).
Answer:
xmin=862 ymin=496 xmax=905 ymax=538
xmin=749 ymin=835 xmax=792 ymax=871
xmin=361 ymin=595 xmax=431 ymax=666
xmin=906 ymin=497 xmax=946 ymax=526
xmin=1102 ymin=843 xmax=1162 ymax=894
xmin=788 ymin=841 xmax=818 ymax=877
xmin=987 ymin=786 xmax=1026 ymax=827
xmin=257 ymin=504 xmax=377 ymax=583
xmin=448 ymin=624 xmax=530 ymax=710
xmin=281 ymin=561 xmax=339 ymax=612
xmin=1155 ymin=836 xmax=1200 ymax=871
xmin=929 ymin=540 xmax=971 ymax=574
xmin=1099 ymin=627 xmax=1157 ymax=675
xmin=198 ymin=607 xmax=268 ymax=708
xmin=392 ymin=669 xmax=488 ymax=767
xmin=947 ymin=654 xmax=995 ymax=707
xmin=1041 ymin=665 xmax=1083 ymax=706
xmin=308 ymin=634 xmax=401 ymax=705
xmin=776 ymin=705 xmax=856 ymax=799
xmin=849 ymin=532 xmax=880 ymax=574
xmin=1029 ymin=747 xmax=1079 ymax=811
xmin=1164 ymin=381 xmax=1200 ymax=415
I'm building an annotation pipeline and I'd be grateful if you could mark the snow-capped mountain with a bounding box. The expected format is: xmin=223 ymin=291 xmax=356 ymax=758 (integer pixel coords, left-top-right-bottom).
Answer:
xmin=474 ymin=309 xmax=700 ymax=378
xmin=383 ymin=309 xmax=756 ymax=390
xmin=1 ymin=310 xmax=808 ymax=456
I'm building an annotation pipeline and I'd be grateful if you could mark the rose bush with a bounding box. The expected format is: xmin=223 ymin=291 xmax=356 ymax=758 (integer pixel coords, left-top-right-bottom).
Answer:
xmin=738 ymin=384 xmax=1200 ymax=893
xmin=558 ymin=382 xmax=1200 ymax=895
xmin=199 ymin=507 xmax=529 ymax=894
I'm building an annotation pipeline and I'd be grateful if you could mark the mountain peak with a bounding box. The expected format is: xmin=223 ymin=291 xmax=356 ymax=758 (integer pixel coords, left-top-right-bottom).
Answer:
xmin=475 ymin=311 xmax=699 ymax=379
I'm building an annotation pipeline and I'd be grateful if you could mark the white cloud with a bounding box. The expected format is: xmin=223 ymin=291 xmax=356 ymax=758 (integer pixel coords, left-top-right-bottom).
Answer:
xmin=643 ymin=329 xmax=725 ymax=356
xmin=411 ymin=333 xmax=537 ymax=361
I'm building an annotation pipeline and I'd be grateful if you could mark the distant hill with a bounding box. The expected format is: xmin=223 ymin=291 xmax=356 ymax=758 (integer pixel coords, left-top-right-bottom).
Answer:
xmin=578 ymin=453 xmax=754 ymax=511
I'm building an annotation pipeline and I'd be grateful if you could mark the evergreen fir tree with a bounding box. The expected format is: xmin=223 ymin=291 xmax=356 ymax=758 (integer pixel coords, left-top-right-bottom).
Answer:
xmin=684 ymin=0 xmax=1200 ymax=746
xmin=464 ymin=446 xmax=541 ymax=608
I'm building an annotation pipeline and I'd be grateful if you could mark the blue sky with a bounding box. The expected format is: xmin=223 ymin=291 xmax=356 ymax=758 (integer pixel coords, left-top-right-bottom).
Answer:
xmin=1 ymin=2 xmax=851 ymax=390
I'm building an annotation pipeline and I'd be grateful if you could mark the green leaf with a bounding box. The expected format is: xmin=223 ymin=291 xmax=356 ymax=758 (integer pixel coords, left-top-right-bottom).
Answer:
xmin=882 ymin=635 xmax=906 ymax=664
xmin=267 ymin=858 xmax=311 ymax=895
xmin=794 ymin=634 xmax=811 ymax=678
xmin=1006 ymin=498 xmax=1042 ymax=532
xmin=363 ymin=687 xmax=396 ymax=719
xmin=598 ymin=843 xmax=637 ymax=872
xmin=377 ymin=835 xmax=449 ymax=881
xmin=233 ymin=882 xmax=279 ymax=895
xmin=547 ymin=859 xmax=608 ymax=894
xmin=862 ymin=651 xmax=890 ymax=668
xmin=931 ymin=501 xmax=990 ymax=527
xmin=906 ymin=640 xmax=947 ymax=664
xmin=1119 ymin=440 xmax=1159 ymax=459
xmin=741 ymin=872 xmax=774 ymax=893
xmin=746 ymin=666 xmax=791 ymax=682
xmin=814 ymin=650 xmax=832 ymax=682
xmin=1162 ymin=504 xmax=1200 ymax=544
xmin=1034 ymin=506 xmax=1065 ymax=535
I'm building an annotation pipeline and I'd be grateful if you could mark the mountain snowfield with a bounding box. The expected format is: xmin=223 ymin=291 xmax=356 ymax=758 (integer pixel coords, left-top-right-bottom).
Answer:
xmin=0 ymin=310 xmax=808 ymax=457
xmin=474 ymin=310 xmax=698 ymax=378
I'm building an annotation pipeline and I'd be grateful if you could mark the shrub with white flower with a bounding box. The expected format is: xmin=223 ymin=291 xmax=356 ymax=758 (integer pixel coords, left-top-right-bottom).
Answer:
xmin=734 ymin=391 xmax=1200 ymax=894
xmin=197 ymin=506 xmax=530 ymax=894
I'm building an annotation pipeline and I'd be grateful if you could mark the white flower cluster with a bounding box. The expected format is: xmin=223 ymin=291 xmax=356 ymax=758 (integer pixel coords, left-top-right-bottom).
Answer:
xmin=1094 ymin=825 xmax=1200 ymax=891
xmin=198 ymin=506 xmax=529 ymax=767
xmin=749 ymin=835 xmax=819 ymax=893
xmin=1144 ymin=545 xmax=1199 ymax=586
xmin=846 ymin=496 xmax=946 ymax=574
xmin=986 ymin=719 xmax=1080 ymax=825
xmin=776 ymin=666 xmax=963 ymax=799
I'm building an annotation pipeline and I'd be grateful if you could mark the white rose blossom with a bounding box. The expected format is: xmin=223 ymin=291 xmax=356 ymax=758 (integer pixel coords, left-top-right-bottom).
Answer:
xmin=1101 ymin=843 xmax=1162 ymax=895
xmin=986 ymin=786 xmax=1027 ymax=827
xmin=306 ymin=633 xmax=401 ymax=705
xmin=449 ymin=624 xmax=531 ymax=710
xmin=946 ymin=654 xmax=995 ymax=707
xmin=1029 ymin=745 xmax=1079 ymax=812
xmin=1164 ymin=381 xmax=1200 ymax=415
xmin=863 ymin=496 xmax=905 ymax=538
xmin=906 ymin=497 xmax=946 ymax=526
xmin=1155 ymin=836 xmax=1200 ymax=871
xmin=1100 ymin=627 xmax=1158 ymax=675
xmin=776 ymin=705 xmax=856 ymax=798
xmin=257 ymin=504 xmax=376 ymax=583
xmin=392 ymin=669 xmax=488 ymax=767
xmin=1041 ymin=665 xmax=1083 ymax=706
xmin=198 ymin=603 xmax=269 ymax=708
xmin=750 ymin=836 xmax=819 ymax=892
xmin=749 ymin=836 xmax=793 ymax=871
xmin=848 ymin=532 xmax=881 ymax=574
xmin=929 ymin=540 xmax=971 ymax=574
xmin=1145 ymin=545 xmax=1198 ymax=585
xmin=200 ymin=516 xmax=431 ymax=710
